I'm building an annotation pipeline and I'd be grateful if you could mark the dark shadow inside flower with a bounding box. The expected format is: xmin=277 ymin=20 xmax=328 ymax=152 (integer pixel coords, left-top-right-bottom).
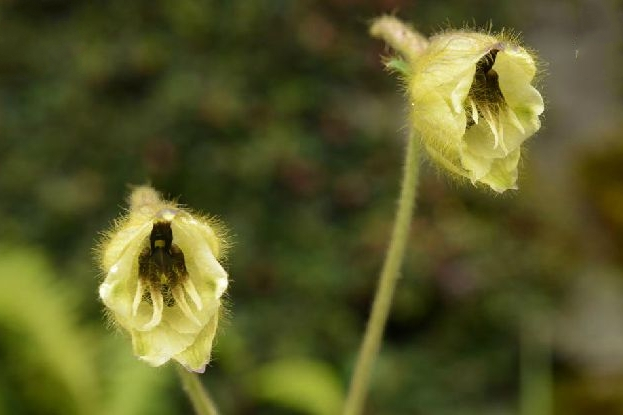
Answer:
xmin=466 ymin=48 xmax=505 ymax=129
xmin=135 ymin=221 xmax=203 ymax=329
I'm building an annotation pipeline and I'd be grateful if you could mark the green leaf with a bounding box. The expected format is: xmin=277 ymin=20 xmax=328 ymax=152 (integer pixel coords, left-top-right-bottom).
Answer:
xmin=101 ymin=336 xmax=176 ymax=415
xmin=247 ymin=358 xmax=344 ymax=415
xmin=0 ymin=245 xmax=98 ymax=415
xmin=385 ymin=57 xmax=411 ymax=77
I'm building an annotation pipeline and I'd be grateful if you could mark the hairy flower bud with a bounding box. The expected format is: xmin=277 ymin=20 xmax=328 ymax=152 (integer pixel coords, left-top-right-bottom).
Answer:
xmin=97 ymin=186 xmax=228 ymax=372
xmin=371 ymin=17 xmax=544 ymax=192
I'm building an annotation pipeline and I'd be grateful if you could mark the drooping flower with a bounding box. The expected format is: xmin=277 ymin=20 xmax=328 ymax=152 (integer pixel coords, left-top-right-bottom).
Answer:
xmin=371 ymin=17 xmax=544 ymax=192
xmin=98 ymin=186 xmax=228 ymax=372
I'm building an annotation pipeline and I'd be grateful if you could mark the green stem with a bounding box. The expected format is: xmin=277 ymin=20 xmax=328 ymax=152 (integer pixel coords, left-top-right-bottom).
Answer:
xmin=343 ymin=132 xmax=420 ymax=415
xmin=520 ymin=318 xmax=553 ymax=415
xmin=176 ymin=365 xmax=220 ymax=415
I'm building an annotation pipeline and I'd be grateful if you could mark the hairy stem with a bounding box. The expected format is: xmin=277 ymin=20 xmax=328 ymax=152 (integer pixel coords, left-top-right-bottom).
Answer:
xmin=343 ymin=132 xmax=420 ymax=415
xmin=369 ymin=16 xmax=429 ymax=62
xmin=176 ymin=365 xmax=220 ymax=415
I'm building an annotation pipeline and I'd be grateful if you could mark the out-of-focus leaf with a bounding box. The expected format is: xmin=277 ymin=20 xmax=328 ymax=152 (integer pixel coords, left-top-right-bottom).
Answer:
xmin=101 ymin=336 xmax=176 ymax=415
xmin=247 ymin=358 xmax=344 ymax=415
xmin=0 ymin=245 xmax=98 ymax=415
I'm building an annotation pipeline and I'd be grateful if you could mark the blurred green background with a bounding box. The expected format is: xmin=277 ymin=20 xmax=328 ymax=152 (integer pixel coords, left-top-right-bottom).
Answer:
xmin=1 ymin=0 xmax=623 ymax=414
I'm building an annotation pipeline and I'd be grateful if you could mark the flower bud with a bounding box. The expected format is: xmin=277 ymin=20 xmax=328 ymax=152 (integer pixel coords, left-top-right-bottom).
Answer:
xmin=97 ymin=186 xmax=228 ymax=373
xmin=372 ymin=18 xmax=544 ymax=192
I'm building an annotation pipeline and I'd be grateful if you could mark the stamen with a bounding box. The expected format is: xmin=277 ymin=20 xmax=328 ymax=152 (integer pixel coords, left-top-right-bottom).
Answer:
xmin=173 ymin=285 xmax=201 ymax=326
xmin=132 ymin=278 xmax=143 ymax=317
xmin=142 ymin=285 xmax=164 ymax=330
xmin=470 ymin=98 xmax=479 ymax=125
xmin=483 ymin=108 xmax=507 ymax=154
xmin=183 ymin=278 xmax=203 ymax=311
xmin=498 ymin=118 xmax=507 ymax=153
xmin=483 ymin=108 xmax=500 ymax=148
xmin=506 ymin=107 xmax=525 ymax=134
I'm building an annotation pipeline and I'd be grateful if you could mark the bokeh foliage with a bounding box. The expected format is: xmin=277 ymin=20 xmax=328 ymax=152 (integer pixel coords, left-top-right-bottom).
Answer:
xmin=0 ymin=0 xmax=622 ymax=414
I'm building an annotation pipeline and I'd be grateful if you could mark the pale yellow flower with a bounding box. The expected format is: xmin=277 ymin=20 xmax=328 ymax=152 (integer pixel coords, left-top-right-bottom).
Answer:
xmin=408 ymin=31 xmax=544 ymax=192
xmin=370 ymin=16 xmax=544 ymax=192
xmin=98 ymin=186 xmax=227 ymax=372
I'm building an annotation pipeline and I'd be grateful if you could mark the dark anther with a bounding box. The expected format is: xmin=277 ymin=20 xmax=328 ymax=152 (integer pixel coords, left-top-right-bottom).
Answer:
xmin=138 ymin=221 xmax=189 ymax=307
xmin=150 ymin=222 xmax=173 ymax=251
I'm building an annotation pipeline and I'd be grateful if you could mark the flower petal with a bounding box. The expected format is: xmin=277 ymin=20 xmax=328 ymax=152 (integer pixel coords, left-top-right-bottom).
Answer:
xmin=171 ymin=218 xmax=228 ymax=299
xmin=480 ymin=149 xmax=521 ymax=192
xmin=172 ymin=285 xmax=201 ymax=326
xmin=173 ymin=309 xmax=221 ymax=373
xmin=411 ymin=89 xmax=466 ymax=150
xmin=99 ymin=224 xmax=151 ymax=330
xmin=184 ymin=278 xmax=203 ymax=311
xmin=102 ymin=222 xmax=151 ymax=270
xmin=424 ymin=143 xmax=468 ymax=178
xmin=131 ymin=321 xmax=198 ymax=367
xmin=450 ymin=70 xmax=475 ymax=114
xmin=495 ymin=49 xmax=544 ymax=116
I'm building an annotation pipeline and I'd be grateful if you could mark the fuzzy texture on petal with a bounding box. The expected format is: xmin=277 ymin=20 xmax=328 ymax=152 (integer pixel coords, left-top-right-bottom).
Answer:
xmin=173 ymin=312 xmax=220 ymax=373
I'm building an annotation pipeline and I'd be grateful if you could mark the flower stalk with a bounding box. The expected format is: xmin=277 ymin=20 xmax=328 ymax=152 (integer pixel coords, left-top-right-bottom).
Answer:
xmin=343 ymin=131 xmax=420 ymax=415
xmin=369 ymin=15 xmax=429 ymax=60
xmin=176 ymin=365 xmax=220 ymax=415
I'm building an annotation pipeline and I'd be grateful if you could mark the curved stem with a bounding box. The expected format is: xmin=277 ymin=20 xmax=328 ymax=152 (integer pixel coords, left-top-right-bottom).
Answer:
xmin=176 ymin=365 xmax=220 ymax=415
xmin=520 ymin=317 xmax=553 ymax=415
xmin=369 ymin=16 xmax=428 ymax=62
xmin=343 ymin=132 xmax=420 ymax=415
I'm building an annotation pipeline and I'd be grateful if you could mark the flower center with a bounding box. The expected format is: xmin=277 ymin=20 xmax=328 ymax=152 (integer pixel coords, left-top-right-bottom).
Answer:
xmin=463 ymin=48 xmax=519 ymax=153
xmin=133 ymin=220 xmax=204 ymax=330
xmin=138 ymin=221 xmax=188 ymax=307
xmin=466 ymin=49 xmax=505 ymax=128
